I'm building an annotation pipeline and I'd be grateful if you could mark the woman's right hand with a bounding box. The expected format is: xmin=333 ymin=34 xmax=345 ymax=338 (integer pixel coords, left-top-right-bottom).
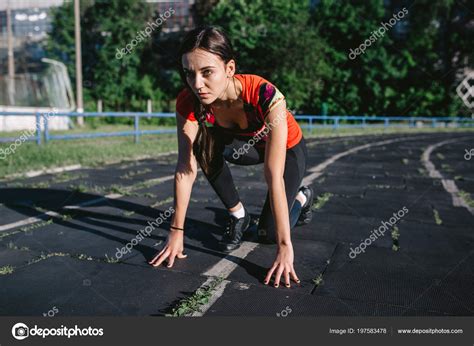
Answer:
xmin=148 ymin=230 xmax=187 ymax=268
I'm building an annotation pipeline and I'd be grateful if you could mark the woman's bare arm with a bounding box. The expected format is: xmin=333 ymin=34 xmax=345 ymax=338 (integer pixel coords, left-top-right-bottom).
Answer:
xmin=170 ymin=112 xmax=199 ymax=229
xmin=263 ymin=101 xmax=290 ymax=245
xmin=263 ymin=101 xmax=300 ymax=287
xmin=149 ymin=113 xmax=198 ymax=268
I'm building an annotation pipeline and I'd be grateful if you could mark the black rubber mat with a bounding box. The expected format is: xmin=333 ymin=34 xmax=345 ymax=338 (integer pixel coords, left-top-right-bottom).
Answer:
xmin=1 ymin=132 xmax=473 ymax=316
xmin=205 ymin=280 xmax=451 ymax=316
xmin=0 ymin=245 xmax=42 ymax=268
xmin=0 ymin=256 xmax=207 ymax=315
xmin=313 ymin=244 xmax=474 ymax=315
xmin=226 ymin=239 xmax=337 ymax=293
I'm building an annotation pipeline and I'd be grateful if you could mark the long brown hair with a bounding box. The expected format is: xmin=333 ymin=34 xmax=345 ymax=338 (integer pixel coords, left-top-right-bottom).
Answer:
xmin=177 ymin=26 xmax=236 ymax=174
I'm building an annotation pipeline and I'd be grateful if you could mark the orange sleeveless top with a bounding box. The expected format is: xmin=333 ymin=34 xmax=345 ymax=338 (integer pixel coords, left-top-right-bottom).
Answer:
xmin=176 ymin=74 xmax=303 ymax=149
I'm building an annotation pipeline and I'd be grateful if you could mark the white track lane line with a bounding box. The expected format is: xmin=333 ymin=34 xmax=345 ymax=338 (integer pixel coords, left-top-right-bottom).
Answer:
xmin=4 ymin=164 xmax=83 ymax=180
xmin=192 ymin=134 xmax=434 ymax=316
xmin=0 ymin=134 xmax=386 ymax=233
xmin=0 ymin=134 xmax=396 ymax=233
xmin=302 ymin=135 xmax=429 ymax=185
xmin=3 ymin=150 xmax=179 ymax=180
xmin=421 ymin=136 xmax=474 ymax=215
xmin=0 ymin=174 xmax=176 ymax=233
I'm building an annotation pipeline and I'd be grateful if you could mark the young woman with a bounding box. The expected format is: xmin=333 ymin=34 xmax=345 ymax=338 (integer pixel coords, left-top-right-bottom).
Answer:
xmin=149 ymin=26 xmax=314 ymax=288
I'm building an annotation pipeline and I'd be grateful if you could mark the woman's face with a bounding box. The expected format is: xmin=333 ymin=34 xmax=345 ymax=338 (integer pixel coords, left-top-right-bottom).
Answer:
xmin=182 ymin=48 xmax=235 ymax=105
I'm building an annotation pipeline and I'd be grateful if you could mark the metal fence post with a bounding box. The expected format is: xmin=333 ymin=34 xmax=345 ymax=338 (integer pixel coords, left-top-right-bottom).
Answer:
xmin=309 ymin=117 xmax=313 ymax=134
xmin=35 ymin=112 xmax=42 ymax=145
xmin=134 ymin=115 xmax=139 ymax=144
xmin=334 ymin=117 xmax=340 ymax=131
xmin=44 ymin=113 xmax=49 ymax=143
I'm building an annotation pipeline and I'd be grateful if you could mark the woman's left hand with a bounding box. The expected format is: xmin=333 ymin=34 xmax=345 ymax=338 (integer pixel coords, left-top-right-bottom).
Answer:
xmin=264 ymin=243 xmax=300 ymax=288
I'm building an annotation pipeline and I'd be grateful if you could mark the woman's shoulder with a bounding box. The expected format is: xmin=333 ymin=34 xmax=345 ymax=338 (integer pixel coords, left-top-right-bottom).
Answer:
xmin=176 ymin=87 xmax=194 ymax=104
xmin=176 ymin=87 xmax=195 ymax=111
xmin=236 ymin=74 xmax=282 ymax=106
xmin=236 ymin=74 xmax=270 ymax=102
xmin=176 ymin=88 xmax=196 ymax=120
xmin=236 ymin=73 xmax=271 ymax=87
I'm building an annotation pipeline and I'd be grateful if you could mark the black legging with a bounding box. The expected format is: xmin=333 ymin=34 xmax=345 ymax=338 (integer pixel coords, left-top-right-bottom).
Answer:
xmin=197 ymin=128 xmax=308 ymax=243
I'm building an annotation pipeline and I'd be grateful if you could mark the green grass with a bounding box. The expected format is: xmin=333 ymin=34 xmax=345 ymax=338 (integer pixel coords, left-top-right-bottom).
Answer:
xmin=25 ymin=251 xmax=116 ymax=266
xmin=0 ymin=265 xmax=14 ymax=275
xmin=0 ymin=124 xmax=173 ymax=139
xmin=0 ymin=131 xmax=177 ymax=178
xmin=122 ymin=210 xmax=136 ymax=217
xmin=417 ymin=168 xmax=428 ymax=176
xmin=150 ymin=196 xmax=174 ymax=208
xmin=312 ymin=273 xmax=324 ymax=287
xmin=21 ymin=219 xmax=53 ymax=230
xmin=2 ymin=125 xmax=474 ymax=179
xmin=433 ymin=209 xmax=443 ymax=225
xmin=312 ymin=192 xmax=333 ymax=210
xmin=441 ymin=163 xmax=454 ymax=172
xmin=168 ymin=277 xmax=224 ymax=317
xmin=301 ymin=126 xmax=474 ymax=139
xmin=69 ymin=183 xmax=89 ymax=193
xmin=120 ymin=168 xmax=152 ymax=179
xmin=6 ymin=241 xmax=29 ymax=251
xmin=459 ymin=190 xmax=474 ymax=208
xmin=0 ymin=218 xmax=57 ymax=241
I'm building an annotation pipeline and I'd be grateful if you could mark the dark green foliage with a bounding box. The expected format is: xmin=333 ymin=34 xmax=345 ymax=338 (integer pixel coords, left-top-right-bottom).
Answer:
xmin=44 ymin=0 xmax=472 ymax=118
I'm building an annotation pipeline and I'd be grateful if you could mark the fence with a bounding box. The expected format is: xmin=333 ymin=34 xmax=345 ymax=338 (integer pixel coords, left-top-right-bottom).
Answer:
xmin=0 ymin=111 xmax=473 ymax=145
xmin=295 ymin=115 xmax=474 ymax=130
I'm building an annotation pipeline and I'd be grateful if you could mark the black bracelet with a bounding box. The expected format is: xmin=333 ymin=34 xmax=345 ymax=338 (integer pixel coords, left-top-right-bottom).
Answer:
xmin=170 ymin=225 xmax=184 ymax=231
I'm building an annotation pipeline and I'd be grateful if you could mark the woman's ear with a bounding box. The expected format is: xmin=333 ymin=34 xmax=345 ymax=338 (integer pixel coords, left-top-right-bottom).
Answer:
xmin=226 ymin=59 xmax=236 ymax=77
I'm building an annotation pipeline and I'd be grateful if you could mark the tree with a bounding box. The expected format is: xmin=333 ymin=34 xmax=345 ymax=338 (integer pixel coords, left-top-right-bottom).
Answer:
xmin=45 ymin=0 xmax=166 ymax=115
xmin=385 ymin=0 xmax=473 ymax=116
xmin=312 ymin=0 xmax=472 ymax=116
xmin=311 ymin=0 xmax=403 ymax=115
xmin=206 ymin=0 xmax=330 ymax=113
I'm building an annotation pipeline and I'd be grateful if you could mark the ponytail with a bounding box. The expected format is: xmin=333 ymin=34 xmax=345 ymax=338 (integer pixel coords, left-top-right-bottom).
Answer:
xmin=192 ymin=101 xmax=216 ymax=175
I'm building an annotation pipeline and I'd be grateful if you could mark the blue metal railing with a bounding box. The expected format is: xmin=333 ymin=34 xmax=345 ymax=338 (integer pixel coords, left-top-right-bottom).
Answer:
xmin=294 ymin=115 xmax=474 ymax=130
xmin=0 ymin=111 xmax=473 ymax=145
xmin=42 ymin=112 xmax=176 ymax=144
xmin=0 ymin=111 xmax=176 ymax=144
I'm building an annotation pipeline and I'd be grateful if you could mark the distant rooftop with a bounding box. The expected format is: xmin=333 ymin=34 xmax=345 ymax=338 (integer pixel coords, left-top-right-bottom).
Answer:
xmin=0 ymin=0 xmax=64 ymax=11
